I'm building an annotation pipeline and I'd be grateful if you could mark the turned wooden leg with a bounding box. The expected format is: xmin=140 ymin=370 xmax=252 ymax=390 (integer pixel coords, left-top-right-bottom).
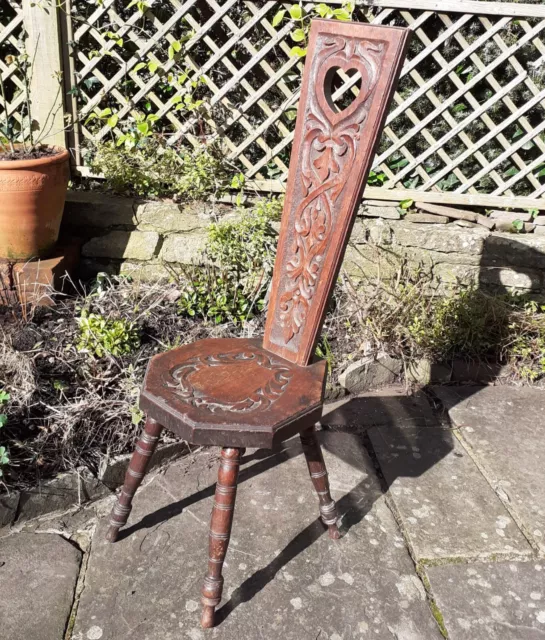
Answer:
xmin=201 ymin=447 xmax=241 ymax=628
xmin=105 ymin=417 xmax=163 ymax=543
xmin=300 ymin=427 xmax=340 ymax=540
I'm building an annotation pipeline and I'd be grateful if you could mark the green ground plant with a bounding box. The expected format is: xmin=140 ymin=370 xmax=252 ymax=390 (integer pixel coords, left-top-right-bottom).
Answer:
xmin=315 ymin=335 xmax=335 ymax=375
xmin=77 ymin=311 xmax=141 ymax=358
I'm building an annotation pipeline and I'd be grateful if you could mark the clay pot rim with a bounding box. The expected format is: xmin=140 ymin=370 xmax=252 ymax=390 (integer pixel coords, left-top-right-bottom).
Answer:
xmin=0 ymin=146 xmax=70 ymax=170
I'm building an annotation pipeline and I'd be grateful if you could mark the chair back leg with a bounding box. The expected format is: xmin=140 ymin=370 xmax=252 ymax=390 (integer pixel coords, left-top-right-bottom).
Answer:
xmin=300 ymin=428 xmax=340 ymax=540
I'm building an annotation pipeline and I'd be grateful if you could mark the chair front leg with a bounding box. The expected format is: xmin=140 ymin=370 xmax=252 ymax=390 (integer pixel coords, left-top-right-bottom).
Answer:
xmin=300 ymin=427 xmax=340 ymax=540
xmin=105 ymin=417 xmax=163 ymax=543
xmin=201 ymin=447 xmax=242 ymax=628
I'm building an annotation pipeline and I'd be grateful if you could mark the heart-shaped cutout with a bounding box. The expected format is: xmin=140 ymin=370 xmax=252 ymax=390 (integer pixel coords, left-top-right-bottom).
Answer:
xmin=324 ymin=66 xmax=362 ymax=115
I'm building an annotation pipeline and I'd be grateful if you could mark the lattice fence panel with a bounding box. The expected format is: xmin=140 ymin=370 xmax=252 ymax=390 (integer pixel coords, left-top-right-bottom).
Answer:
xmin=4 ymin=0 xmax=545 ymax=205
xmin=0 ymin=0 xmax=27 ymax=144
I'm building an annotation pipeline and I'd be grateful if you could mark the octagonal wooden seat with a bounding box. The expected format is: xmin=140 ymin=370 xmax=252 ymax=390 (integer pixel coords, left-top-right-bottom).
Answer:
xmin=105 ymin=19 xmax=409 ymax=630
xmin=140 ymin=337 xmax=327 ymax=448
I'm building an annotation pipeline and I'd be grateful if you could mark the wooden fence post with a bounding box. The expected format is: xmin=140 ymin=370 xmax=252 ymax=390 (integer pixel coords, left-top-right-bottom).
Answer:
xmin=22 ymin=0 xmax=67 ymax=149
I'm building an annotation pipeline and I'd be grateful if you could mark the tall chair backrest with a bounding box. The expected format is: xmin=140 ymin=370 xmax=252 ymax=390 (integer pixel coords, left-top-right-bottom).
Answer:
xmin=263 ymin=19 xmax=410 ymax=366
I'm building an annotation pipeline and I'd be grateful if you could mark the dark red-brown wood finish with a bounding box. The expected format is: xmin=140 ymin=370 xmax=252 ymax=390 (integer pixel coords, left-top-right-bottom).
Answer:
xmin=106 ymin=19 xmax=409 ymax=629
xmin=264 ymin=20 xmax=410 ymax=366
xmin=201 ymin=447 xmax=242 ymax=628
xmin=139 ymin=337 xmax=327 ymax=449
xmin=106 ymin=417 xmax=163 ymax=542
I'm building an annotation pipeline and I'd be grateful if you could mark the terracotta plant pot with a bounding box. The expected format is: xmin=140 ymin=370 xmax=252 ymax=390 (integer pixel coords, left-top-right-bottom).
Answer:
xmin=0 ymin=146 xmax=70 ymax=260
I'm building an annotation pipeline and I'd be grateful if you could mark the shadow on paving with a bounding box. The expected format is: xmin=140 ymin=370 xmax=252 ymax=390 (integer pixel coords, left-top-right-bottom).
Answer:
xmin=112 ymin=390 xmax=454 ymax=627
xmin=321 ymin=388 xmax=456 ymax=487
xmin=74 ymin=421 xmax=444 ymax=639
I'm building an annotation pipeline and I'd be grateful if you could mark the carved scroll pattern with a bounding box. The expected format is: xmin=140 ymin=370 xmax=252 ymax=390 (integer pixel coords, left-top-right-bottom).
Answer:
xmin=278 ymin=36 xmax=386 ymax=345
xmin=164 ymin=350 xmax=293 ymax=413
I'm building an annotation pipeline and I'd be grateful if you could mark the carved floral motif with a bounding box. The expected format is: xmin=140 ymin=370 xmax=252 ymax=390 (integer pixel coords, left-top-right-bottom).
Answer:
xmin=278 ymin=35 xmax=386 ymax=344
xmin=164 ymin=350 xmax=293 ymax=413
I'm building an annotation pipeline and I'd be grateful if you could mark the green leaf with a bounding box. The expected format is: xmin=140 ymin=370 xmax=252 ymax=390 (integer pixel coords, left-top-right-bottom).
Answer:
xmin=452 ymin=103 xmax=467 ymax=114
xmin=0 ymin=414 xmax=7 ymax=428
xmin=133 ymin=62 xmax=146 ymax=72
xmin=333 ymin=8 xmax=351 ymax=20
xmin=399 ymin=198 xmax=414 ymax=210
xmin=285 ymin=108 xmax=297 ymax=121
xmin=289 ymin=46 xmax=307 ymax=58
xmin=388 ymin=157 xmax=409 ymax=170
xmin=99 ymin=107 xmax=112 ymax=118
xmin=230 ymin=173 xmax=245 ymax=188
xmin=289 ymin=4 xmax=303 ymax=20
xmin=148 ymin=61 xmax=159 ymax=74
xmin=512 ymin=219 xmax=524 ymax=232
xmin=168 ymin=45 xmax=175 ymax=60
xmin=171 ymin=95 xmax=182 ymax=105
xmin=404 ymin=176 xmax=420 ymax=189
xmin=503 ymin=166 xmax=518 ymax=178
xmin=0 ymin=446 xmax=9 ymax=465
xmin=272 ymin=10 xmax=285 ymax=27
xmin=315 ymin=4 xmax=333 ymax=18
xmin=137 ymin=122 xmax=149 ymax=135
xmin=291 ymin=28 xmax=306 ymax=42
xmin=172 ymin=40 xmax=182 ymax=52
xmin=107 ymin=114 xmax=118 ymax=128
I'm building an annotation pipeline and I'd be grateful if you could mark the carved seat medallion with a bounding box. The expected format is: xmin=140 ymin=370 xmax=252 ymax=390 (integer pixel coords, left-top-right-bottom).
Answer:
xmin=163 ymin=349 xmax=294 ymax=413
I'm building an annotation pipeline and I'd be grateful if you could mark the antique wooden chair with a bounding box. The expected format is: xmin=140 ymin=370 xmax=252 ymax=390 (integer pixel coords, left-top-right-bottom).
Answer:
xmin=106 ymin=19 xmax=409 ymax=629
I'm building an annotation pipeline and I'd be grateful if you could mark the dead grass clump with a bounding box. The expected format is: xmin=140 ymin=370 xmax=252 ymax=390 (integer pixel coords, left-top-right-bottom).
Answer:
xmin=0 ymin=335 xmax=37 ymax=408
xmin=0 ymin=275 xmax=249 ymax=491
xmin=337 ymin=245 xmax=545 ymax=383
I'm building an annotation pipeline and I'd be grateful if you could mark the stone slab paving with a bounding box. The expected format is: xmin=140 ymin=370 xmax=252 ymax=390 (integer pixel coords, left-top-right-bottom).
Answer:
xmin=322 ymin=387 xmax=438 ymax=430
xmin=72 ymin=432 xmax=443 ymax=640
xmin=368 ymin=424 xmax=532 ymax=563
xmin=433 ymin=385 xmax=545 ymax=554
xmin=426 ymin=560 xmax=545 ymax=639
xmin=0 ymin=532 xmax=82 ymax=640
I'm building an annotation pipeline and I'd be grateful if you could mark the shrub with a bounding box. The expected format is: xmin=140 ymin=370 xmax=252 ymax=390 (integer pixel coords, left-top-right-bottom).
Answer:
xmin=77 ymin=311 xmax=141 ymax=357
xmin=89 ymin=138 xmax=231 ymax=200
xmin=207 ymin=197 xmax=279 ymax=279
xmin=177 ymin=197 xmax=281 ymax=324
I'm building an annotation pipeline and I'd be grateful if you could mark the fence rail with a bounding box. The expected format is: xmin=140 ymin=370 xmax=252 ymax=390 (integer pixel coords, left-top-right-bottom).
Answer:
xmin=2 ymin=0 xmax=545 ymax=209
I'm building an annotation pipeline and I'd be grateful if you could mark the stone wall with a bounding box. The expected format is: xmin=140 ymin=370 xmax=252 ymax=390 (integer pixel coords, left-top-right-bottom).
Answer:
xmin=63 ymin=192 xmax=230 ymax=281
xmin=62 ymin=192 xmax=545 ymax=295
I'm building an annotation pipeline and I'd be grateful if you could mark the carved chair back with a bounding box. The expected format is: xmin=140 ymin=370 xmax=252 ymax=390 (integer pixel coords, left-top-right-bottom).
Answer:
xmin=263 ymin=20 xmax=410 ymax=366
